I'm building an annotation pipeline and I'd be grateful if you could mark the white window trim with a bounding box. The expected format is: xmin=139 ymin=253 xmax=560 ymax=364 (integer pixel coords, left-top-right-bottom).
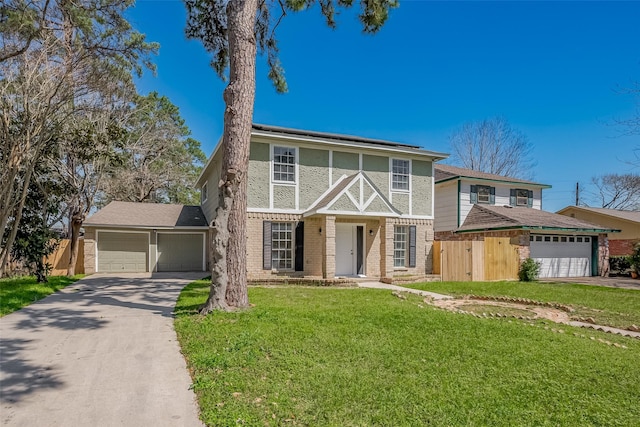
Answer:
xmin=515 ymin=188 xmax=528 ymax=206
xmin=271 ymin=222 xmax=294 ymax=271
xmin=390 ymin=158 xmax=411 ymax=193
xmin=393 ymin=225 xmax=408 ymax=268
xmin=476 ymin=184 xmax=492 ymax=204
xmin=271 ymin=145 xmax=298 ymax=185
xmin=201 ymin=181 xmax=208 ymax=204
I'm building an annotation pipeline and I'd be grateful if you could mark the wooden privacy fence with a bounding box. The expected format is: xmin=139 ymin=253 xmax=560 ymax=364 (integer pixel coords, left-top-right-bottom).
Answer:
xmin=44 ymin=239 xmax=85 ymax=276
xmin=433 ymin=237 xmax=519 ymax=281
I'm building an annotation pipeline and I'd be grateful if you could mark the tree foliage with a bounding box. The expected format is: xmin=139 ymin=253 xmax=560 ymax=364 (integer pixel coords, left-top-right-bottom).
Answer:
xmin=100 ymin=92 xmax=206 ymax=205
xmin=448 ymin=116 xmax=536 ymax=179
xmin=0 ymin=1 xmax=202 ymax=277
xmin=184 ymin=0 xmax=398 ymax=313
xmin=588 ymin=173 xmax=640 ymax=211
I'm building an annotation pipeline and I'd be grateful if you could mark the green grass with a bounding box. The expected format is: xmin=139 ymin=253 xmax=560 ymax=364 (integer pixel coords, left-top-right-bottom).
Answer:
xmin=406 ymin=281 xmax=640 ymax=329
xmin=0 ymin=275 xmax=83 ymax=316
xmin=175 ymin=281 xmax=640 ymax=426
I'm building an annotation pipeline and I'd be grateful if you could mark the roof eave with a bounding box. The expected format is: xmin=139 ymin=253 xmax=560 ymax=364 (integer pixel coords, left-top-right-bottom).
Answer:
xmin=455 ymin=225 xmax=619 ymax=234
xmin=437 ymin=176 xmax=551 ymax=188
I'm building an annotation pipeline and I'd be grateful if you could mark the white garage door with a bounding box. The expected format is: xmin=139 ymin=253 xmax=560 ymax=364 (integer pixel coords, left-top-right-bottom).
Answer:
xmin=97 ymin=232 xmax=149 ymax=273
xmin=157 ymin=233 xmax=205 ymax=272
xmin=530 ymin=235 xmax=592 ymax=278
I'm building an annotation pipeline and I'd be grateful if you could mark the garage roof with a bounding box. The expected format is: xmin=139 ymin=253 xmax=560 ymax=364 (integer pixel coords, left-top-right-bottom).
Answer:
xmin=457 ymin=205 xmax=620 ymax=233
xmin=84 ymin=201 xmax=208 ymax=228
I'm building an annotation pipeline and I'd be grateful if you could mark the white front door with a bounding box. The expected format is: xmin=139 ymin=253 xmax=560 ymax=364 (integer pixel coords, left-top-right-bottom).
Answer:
xmin=335 ymin=223 xmax=356 ymax=276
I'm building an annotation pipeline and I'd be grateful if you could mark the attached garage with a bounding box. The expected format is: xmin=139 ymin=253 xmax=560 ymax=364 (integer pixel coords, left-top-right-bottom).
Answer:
xmin=530 ymin=234 xmax=594 ymax=278
xmin=97 ymin=231 xmax=149 ymax=273
xmin=157 ymin=233 xmax=205 ymax=272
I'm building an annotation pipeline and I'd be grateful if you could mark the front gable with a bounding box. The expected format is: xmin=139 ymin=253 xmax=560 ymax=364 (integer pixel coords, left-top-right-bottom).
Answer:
xmin=304 ymin=172 xmax=400 ymax=217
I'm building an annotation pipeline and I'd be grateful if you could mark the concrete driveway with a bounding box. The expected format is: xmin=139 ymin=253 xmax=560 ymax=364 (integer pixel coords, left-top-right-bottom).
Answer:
xmin=0 ymin=273 xmax=207 ymax=427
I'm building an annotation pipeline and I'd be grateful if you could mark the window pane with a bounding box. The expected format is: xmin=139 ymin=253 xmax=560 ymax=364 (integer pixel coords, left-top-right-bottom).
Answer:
xmin=273 ymin=146 xmax=295 ymax=182
xmin=394 ymin=226 xmax=407 ymax=267
xmin=392 ymin=159 xmax=409 ymax=191
xmin=477 ymin=185 xmax=491 ymax=203
xmin=271 ymin=222 xmax=293 ymax=269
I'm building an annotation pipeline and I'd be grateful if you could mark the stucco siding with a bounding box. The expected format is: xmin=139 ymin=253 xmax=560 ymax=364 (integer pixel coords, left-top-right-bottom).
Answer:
xmin=299 ymin=147 xmax=330 ymax=209
xmin=362 ymin=154 xmax=389 ymax=196
xmin=200 ymin=151 xmax=222 ymax=224
xmin=412 ymin=159 xmax=433 ymax=216
xmin=273 ymin=185 xmax=296 ymax=210
xmin=434 ymin=181 xmax=459 ymax=232
xmin=392 ymin=193 xmax=410 ymax=215
xmin=248 ymin=142 xmax=270 ymax=209
xmin=332 ymin=151 xmax=359 ymax=182
xmin=330 ymin=193 xmax=357 ymax=212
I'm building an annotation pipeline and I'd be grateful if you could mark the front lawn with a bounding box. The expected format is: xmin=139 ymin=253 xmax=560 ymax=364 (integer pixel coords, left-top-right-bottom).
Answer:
xmin=0 ymin=275 xmax=83 ymax=316
xmin=175 ymin=281 xmax=640 ymax=426
xmin=404 ymin=281 xmax=640 ymax=329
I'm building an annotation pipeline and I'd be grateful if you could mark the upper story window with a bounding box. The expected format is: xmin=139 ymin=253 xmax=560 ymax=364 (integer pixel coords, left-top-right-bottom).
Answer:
xmin=391 ymin=159 xmax=410 ymax=191
xmin=516 ymin=189 xmax=528 ymax=206
xmin=470 ymin=184 xmax=494 ymax=204
xmin=273 ymin=146 xmax=296 ymax=183
xmin=511 ymin=188 xmax=533 ymax=207
xmin=201 ymin=181 xmax=208 ymax=204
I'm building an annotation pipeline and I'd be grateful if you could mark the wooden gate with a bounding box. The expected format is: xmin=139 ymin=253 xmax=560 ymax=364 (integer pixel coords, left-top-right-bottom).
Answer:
xmin=44 ymin=239 xmax=85 ymax=276
xmin=434 ymin=240 xmax=484 ymax=281
xmin=434 ymin=237 xmax=519 ymax=282
xmin=484 ymin=237 xmax=519 ymax=281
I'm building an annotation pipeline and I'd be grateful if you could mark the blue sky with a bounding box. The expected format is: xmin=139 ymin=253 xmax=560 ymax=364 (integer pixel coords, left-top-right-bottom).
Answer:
xmin=127 ymin=1 xmax=639 ymax=212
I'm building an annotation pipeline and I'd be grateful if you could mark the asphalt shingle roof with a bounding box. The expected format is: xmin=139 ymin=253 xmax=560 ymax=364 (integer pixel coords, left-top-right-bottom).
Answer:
xmin=457 ymin=205 xmax=619 ymax=233
xmin=84 ymin=201 xmax=208 ymax=228
xmin=558 ymin=206 xmax=640 ymax=223
xmin=434 ymin=164 xmax=550 ymax=187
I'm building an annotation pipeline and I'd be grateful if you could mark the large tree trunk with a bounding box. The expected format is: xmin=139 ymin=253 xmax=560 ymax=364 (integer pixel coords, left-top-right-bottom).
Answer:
xmin=199 ymin=0 xmax=256 ymax=314
xmin=0 ymin=163 xmax=36 ymax=275
xmin=67 ymin=205 xmax=85 ymax=276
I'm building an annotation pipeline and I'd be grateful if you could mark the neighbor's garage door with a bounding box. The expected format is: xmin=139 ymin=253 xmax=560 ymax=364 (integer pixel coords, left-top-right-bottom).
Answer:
xmin=97 ymin=232 xmax=148 ymax=273
xmin=530 ymin=234 xmax=592 ymax=278
xmin=157 ymin=233 xmax=205 ymax=272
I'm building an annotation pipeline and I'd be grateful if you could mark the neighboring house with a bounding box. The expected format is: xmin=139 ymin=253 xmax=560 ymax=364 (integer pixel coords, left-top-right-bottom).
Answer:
xmin=85 ymin=124 xmax=448 ymax=281
xmin=83 ymin=202 xmax=208 ymax=273
xmin=556 ymin=206 xmax=640 ymax=256
xmin=197 ymin=124 xmax=447 ymax=281
xmin=434 ymin=165 xmax=618 ymax=278
xmin=434 ymin=164 xmax=551 ymax=232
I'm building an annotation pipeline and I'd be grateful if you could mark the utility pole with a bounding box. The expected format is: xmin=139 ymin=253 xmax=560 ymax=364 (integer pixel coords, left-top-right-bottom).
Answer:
xmin=575 ymin=182 xmax=579 ymax=206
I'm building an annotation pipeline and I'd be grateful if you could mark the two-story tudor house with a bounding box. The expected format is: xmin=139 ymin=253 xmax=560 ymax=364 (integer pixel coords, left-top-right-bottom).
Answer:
xmin=198 ymin=124 xmax=447 ymax=281
xmin=433 ymin=164 xmax=617 ymax=278
xmin=83 ymin=124 xmax=448 ymax=281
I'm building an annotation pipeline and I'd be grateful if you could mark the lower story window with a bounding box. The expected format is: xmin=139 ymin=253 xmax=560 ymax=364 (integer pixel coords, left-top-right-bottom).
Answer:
xmin=272 ymin=222 xmax=293 ymax=269
xmin=394 ymin=226 xmax=407 ymax=267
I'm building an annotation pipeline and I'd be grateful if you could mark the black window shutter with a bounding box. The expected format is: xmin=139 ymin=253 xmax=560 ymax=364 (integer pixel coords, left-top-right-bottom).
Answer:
xmin=527 ymin=190 xmax=533 ymax=208
xmin=510 ymin=189 xmax=516 ymax=206
xmin=489 ymin=187 xmax=496 ymax=204
xmin=263 ymin=221 xmax=272 ymax=270
xmin=295 ymin=221 xmax=304 ymax=271
xmin=408 ymin=225 xmax=417 ymax=268
xmin=470 ymin=185 xmax=478 ymax=204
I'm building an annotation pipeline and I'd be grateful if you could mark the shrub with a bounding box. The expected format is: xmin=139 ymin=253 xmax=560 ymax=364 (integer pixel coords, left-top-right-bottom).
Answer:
xmin=630 ymin=243 xmax=640 ymax=274
xmin=519 ymin=258 xmax=541 ymax=282
xmin=609 ymin=255 xmax=631 ymax=274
